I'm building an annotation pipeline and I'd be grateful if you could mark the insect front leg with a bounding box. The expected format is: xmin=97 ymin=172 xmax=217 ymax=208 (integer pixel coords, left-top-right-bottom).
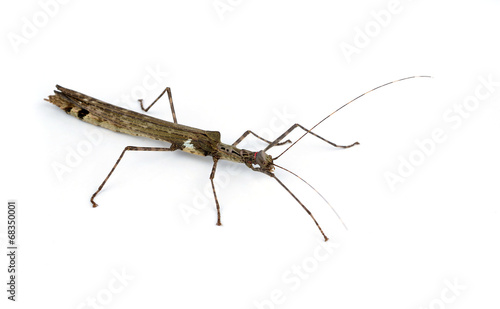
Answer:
xmin=232 ymin=130 xmax=292 ymax=147
xmin=138 ymin=86 xmax=178 ymax=123
xmin=209 ymin=157 xmax=222 ymax=226
xmin=91 ymin=145 xmax=177 ymax=207
xmin=264 ymin=123 xmax=359 ymax=151
xmin=271 ymin=174 xmax=329 ymax=241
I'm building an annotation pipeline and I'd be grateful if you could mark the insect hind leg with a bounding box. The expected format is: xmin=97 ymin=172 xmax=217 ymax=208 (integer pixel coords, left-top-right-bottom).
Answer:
xmin=138 ymin=86 xmax=178 ymax=123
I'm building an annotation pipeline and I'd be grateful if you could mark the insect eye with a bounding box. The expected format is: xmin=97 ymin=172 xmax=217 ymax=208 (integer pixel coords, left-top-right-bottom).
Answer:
xmin=255 ymin=151 xmax=270 ymax=166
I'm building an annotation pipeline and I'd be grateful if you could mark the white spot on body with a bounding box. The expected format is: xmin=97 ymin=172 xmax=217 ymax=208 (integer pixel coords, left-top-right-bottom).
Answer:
xmin=183 ymin=139 xmax=194 ymax=149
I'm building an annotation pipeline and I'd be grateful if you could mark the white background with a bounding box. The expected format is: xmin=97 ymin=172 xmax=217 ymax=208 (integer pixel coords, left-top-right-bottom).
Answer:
xmin=1 ymin=1 xmax=499 ymax=308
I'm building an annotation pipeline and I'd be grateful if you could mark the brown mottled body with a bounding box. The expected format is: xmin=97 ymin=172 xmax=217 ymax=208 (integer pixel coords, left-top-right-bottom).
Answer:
xmin=48 ymin=86 xmax=233 ymax=159
xmin=46 ymin=85 xmax=293 ymax=229
xmin=46 ymin=76 xmax=428 ymax=241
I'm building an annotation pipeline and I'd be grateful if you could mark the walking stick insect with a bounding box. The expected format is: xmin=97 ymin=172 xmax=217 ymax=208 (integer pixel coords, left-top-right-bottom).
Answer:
xmin=46 ymin=76 xmax=430 ymax=241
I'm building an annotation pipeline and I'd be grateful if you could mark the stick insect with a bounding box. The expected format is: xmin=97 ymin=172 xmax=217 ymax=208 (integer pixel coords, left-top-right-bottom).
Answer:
xmin=46 ymin=76 xmax=430 ymax=241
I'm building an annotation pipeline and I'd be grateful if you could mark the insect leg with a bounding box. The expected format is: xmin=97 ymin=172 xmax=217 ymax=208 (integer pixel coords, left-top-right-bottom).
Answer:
xmin=91 ymin=145 xmax=177 ymax=207
xmin=209 ymin=157 xmax=222 ymax=226
xmin=232 ymin=130 xmax=291 ymax=147
xmin=264 ymin=123 xmax=359 ymax=151
xmin=271 ymin=174 xmax=329 ymax=241
xmin=138 ymin=87 xmax=178 ymax=123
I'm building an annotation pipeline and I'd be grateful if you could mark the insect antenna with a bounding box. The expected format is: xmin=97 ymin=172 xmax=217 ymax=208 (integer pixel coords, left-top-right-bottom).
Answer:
xmin=274 ymin=75 xmax=432 ymax=160
xmin=274 ymin=163 xmax=348 ymax=230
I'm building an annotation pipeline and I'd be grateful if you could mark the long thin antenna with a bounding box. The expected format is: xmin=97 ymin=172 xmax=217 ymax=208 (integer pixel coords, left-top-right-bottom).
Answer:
xmin=274 ymin=75 xmax=432 ymax=160
xmin=274 ymin=163 xmax=348 ymax=230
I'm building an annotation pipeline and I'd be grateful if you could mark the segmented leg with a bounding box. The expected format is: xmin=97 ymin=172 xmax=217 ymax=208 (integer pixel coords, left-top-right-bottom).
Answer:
xmin=272 ymin=174 xmax=329 ymax=241
xmin=232 ymin=130 xmax=291 ymax=147
xmin=264 ymin=123 xmax=359 ymax=151
xmin=91 ymin=145 xmax=177 ymax=207
xmin=210 ymin=157 xmax=222 ymax=226
xmin=138 ymin=87 xmax=178 ymax=123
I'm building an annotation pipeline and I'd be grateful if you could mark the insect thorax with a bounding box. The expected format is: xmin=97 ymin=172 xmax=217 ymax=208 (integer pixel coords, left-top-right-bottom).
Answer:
xmin=217 ymin=143 xmax=254 ymax=164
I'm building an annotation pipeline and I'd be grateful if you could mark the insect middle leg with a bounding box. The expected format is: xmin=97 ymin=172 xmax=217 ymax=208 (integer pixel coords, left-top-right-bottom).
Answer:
xmin=138 ymin=86 xmax=178 ymax=123
xmin=264 ymin=123 xmax=359 ymax=151
xmin=210 ymin=157 xmax=222 ymax=226
xmin=91 ymin=145 xmax=177 ymax=207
